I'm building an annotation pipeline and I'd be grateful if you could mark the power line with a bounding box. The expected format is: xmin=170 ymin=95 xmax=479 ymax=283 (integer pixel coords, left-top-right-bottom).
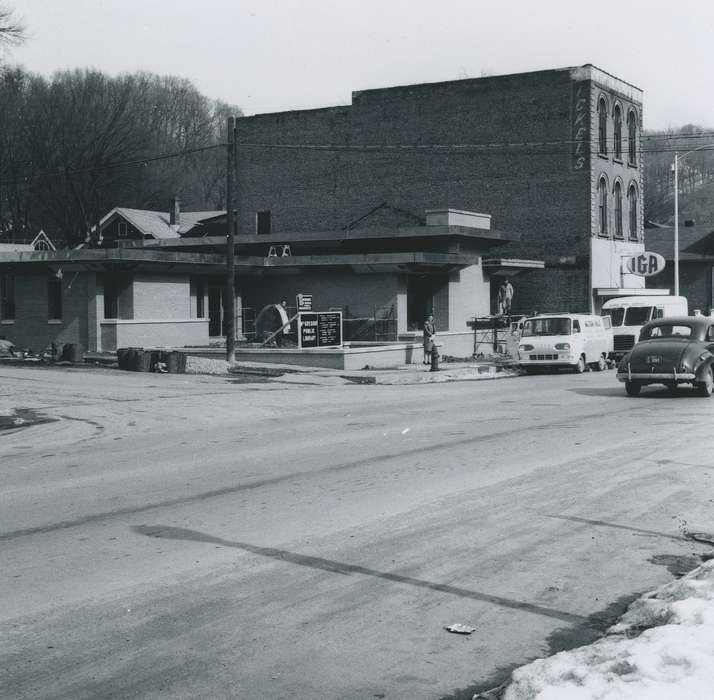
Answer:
xmin=3 ymin=138 xmax=714 ymax=188
xmin=0 ymin=143 xmax=223 ymax=187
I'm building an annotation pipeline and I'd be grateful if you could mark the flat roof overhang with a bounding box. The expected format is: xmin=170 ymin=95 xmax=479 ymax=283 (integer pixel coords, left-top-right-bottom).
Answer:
xmin=119 ymin=224 xmax=519 ymax=251
xmin=595 ymin=287 xmax=671 ymax=297
xmin=0 ymin=249 xmax=479 ymax=275
xmin=482 ymin=258 xmax=545 ymax=275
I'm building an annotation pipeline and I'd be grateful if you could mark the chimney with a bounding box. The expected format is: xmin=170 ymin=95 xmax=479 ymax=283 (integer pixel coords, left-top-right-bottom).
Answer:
xmin=170 ymin=196 xmax=180 ymax=226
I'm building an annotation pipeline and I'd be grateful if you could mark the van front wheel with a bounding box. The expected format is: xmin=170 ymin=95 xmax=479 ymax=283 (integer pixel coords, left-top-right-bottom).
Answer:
xmin=573 ymin=356 xmax=586 ymax=374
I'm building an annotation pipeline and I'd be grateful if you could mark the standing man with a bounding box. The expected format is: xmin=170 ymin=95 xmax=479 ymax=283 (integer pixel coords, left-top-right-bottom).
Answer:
xmin=498 ymin=278 xmax=514 ymax=317
xmin=423 ymin=314 xmax=435 ymax=365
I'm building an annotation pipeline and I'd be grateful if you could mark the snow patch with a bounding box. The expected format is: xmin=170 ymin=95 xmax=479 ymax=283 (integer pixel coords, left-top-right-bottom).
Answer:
xmin=502 ymin=560 xmax=714 ymax=700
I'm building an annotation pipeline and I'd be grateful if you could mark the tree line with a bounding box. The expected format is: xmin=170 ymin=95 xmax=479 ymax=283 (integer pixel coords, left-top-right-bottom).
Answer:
xmin=643 ymin=125 xmax=714 ymax=225
xmin=0 ymin=65 xmax=240 ymax=246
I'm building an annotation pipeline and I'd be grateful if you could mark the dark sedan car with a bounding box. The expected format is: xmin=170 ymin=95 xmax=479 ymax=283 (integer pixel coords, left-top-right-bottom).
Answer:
xmin=617 ymin=316 xmax=714 ymax=397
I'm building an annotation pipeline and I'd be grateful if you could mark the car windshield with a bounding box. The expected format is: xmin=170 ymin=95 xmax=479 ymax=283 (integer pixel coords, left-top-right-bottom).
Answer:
xmin=602 ymin=308 xmax=624 ymax=327
xmin=624 ymin=306 xmax=652 ymax=326
xmin=640 ymin=324 xmax=693 ymax=340
xmin=522 ymin=317 xmax=571 ymax=336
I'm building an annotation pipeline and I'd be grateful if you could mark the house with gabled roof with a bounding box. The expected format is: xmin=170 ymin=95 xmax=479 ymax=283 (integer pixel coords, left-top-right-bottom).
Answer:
xmin=88 ymin=197 xmax=225 ymax=247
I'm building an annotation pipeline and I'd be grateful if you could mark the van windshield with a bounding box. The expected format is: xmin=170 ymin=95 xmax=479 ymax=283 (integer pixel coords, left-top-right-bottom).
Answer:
xmin=522 ymin=318 xmax=571 ymax=336
xmin=624 ymin=306 xmax=652 ymax=326
xmin=602 ymin=308 xmax=624 ymax=327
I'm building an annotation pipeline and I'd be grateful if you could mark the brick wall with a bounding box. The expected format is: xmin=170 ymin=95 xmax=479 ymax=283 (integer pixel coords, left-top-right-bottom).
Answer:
xmin=132 ymin=274 xmax=191 ymax=319
xmin=234 ymin=67 xmax=645 ymax=314
xmin=234 ymin=69 xmax=595 ymax=312
xmin=1 ymin=272 xmax=91 ymax=351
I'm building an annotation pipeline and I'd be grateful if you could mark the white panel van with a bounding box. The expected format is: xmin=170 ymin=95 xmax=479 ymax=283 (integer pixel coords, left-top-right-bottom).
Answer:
xmin=517 ymin=314 xmax=613 ymax=373
xmin=601 ymin=295 xmax=688 ymax=359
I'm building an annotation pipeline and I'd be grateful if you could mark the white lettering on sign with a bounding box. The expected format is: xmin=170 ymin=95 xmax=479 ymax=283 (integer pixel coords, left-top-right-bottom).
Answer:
xmin=625 ymin=252 xmax=666 ymax=277
xmin=572 ymin=83 xmax=589 ymax=171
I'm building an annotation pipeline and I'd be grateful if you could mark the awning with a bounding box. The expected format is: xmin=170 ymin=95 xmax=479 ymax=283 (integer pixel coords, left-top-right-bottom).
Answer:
xmin=481 ymin=258 xmax=545 ymax=276
xmin=595 ymin=287 xmax=671 ymax=298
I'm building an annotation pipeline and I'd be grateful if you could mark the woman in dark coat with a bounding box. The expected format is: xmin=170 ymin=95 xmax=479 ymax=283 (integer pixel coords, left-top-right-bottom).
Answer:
xmin=423 ymin=315 xmax=435 ymax=364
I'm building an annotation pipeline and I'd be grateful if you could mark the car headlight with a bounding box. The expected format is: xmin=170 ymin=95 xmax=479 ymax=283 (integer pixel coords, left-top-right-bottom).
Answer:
xmin=555 ymin=343 xmax=570 ymax=350
xmin=519 ymin=344 xmax=534 ymax=351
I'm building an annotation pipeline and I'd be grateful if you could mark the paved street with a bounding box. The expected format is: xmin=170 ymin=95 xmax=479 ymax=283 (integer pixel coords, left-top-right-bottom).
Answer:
xmin=2 ymin=366 xmax=713 ymax=699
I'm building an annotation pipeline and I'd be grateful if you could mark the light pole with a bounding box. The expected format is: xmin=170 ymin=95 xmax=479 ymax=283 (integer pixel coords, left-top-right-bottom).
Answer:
xmin=673 ymin=143 xmax=714 ymax=297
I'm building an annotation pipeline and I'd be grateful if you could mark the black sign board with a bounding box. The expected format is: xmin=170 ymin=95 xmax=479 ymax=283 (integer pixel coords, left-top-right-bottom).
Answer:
xmin=298 ymin=311 xmax=342 ymax=348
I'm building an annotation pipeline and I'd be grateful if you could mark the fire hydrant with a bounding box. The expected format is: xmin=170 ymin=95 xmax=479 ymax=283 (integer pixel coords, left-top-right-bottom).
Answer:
xmin=430 ymin=345 xmax=440 ymax=372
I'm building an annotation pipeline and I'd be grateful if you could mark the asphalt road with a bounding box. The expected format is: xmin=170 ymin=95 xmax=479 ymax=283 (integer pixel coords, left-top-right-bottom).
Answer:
xmin=2 ymin=366 xmax=713 ymax=700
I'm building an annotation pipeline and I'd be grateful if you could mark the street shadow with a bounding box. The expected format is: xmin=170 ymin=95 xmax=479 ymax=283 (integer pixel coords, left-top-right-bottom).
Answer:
xmin=544 ymin=514 xmax=689 ymax=543
xmin=570 ymin=386 xmax=701 ymax=399
xmin=568 ymin=387 xmax=627 ymax=397
xmin=131 ymin=525 xmax=586 ymax=625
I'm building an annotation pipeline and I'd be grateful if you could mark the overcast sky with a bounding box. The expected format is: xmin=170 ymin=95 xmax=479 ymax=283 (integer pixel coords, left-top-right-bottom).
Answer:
xmin=6 ymin=0 xmax=714 ymax=131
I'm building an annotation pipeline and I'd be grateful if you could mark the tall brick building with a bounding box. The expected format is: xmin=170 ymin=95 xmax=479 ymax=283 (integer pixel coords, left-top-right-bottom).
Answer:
xmin=234 ymin=63 xmax=646 ymax=315
xmin=0 ymin=64 xmax=650 ymax=360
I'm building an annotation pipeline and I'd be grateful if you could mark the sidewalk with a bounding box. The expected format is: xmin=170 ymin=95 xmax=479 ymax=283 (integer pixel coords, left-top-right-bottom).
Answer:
xmin=220 ymin=357 xmax=521 ymax=386
xmin=1 ymin=350 xmax=521 ymax=386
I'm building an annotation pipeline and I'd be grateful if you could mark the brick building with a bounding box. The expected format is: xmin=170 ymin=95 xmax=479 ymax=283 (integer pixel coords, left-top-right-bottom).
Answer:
xmin=233 ymin=63 xmax=646 ymax=314
xmin=0 ymin=64 xmax=648 ymax=360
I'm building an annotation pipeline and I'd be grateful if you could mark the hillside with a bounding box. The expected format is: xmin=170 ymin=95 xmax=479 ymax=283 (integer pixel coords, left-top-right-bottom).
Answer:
xmin=644 ymin=126 xmax=714 ymax=224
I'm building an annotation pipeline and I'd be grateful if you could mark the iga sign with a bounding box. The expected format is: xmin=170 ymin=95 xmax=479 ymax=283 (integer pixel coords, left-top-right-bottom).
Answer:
xmin=298 ymin=311 xmax=342 ymax=349
xmin=625 ymin=252 xmax=666 ymax=277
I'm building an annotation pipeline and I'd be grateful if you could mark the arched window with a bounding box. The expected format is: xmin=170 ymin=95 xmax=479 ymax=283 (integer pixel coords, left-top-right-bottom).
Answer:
xmin=613 ymin=104 xmax=622 ymax=160
xmin=627 ymin=110 xmax=637 ymax=164
xmin=628 ymin=184 xmax=638 ymax=240
xmin=598 ymin=176 xmax=608 ymax=235
xmin=598 ymin=98 xmax=608 ymax=155
xmin=614 ymin=181 xmax=623 ymax=238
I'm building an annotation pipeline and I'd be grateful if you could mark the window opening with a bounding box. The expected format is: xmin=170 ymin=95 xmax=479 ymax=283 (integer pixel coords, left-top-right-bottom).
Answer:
xmin=624 ymin=307 xmax=652 ymax=326
xmin=118 ymin=221 xmax=128 ymax=238
xmin=103 ymin=276 xmax=121 ymax=319
xmin=613 ymin=105 xmax=622 ymax=159
xmin=628 ymin=184 xmax=638 ymax=240
xmin=598 ymin=98 xmax=608 ymax=155
xmin=256 ymin=210 xmax=272 ymax=235
xmin=602 ymin=308 xmax=624 ymax=326
xmin=628 ymin=110 xmax=637 ymax=164
xmin=522 ymin=317 xmax=572 ymax=336
xmin=195 ymin=280 xmax=205 ymax=318
xmin=48 ymin=275 xmax=63 ymax=320
xmin=643 ymin=324 xmax=692 ymax=339
xmin=598 ymin=177 xmax=608 ymax=235
xmin=614 ymin=181 xmax=623 ymax=238
xmin=0 ymin=274 xmax=16 ymax=320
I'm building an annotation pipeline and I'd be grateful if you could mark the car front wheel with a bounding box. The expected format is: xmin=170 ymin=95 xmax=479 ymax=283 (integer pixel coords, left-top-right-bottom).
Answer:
xmin=696 ymin=366 xmax=713 ymax=397
xmin=625 ymin=381 xmax=641 ymax=396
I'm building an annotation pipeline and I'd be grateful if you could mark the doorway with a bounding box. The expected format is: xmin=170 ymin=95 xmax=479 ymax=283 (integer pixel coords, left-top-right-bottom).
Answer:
xmin=208 ymin=286 xmax=224 ymax=337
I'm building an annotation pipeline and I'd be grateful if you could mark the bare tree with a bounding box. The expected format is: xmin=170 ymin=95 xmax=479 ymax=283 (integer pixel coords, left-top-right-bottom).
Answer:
xmin=0 ymin=3 xmax=24 ymax=46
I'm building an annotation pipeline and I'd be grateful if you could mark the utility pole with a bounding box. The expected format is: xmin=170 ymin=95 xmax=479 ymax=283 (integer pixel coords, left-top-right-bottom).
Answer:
xmin=225 ymin=116 xmax=236 ymax=362
xmin=673 ymin=152 xmax=679 ymax=297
